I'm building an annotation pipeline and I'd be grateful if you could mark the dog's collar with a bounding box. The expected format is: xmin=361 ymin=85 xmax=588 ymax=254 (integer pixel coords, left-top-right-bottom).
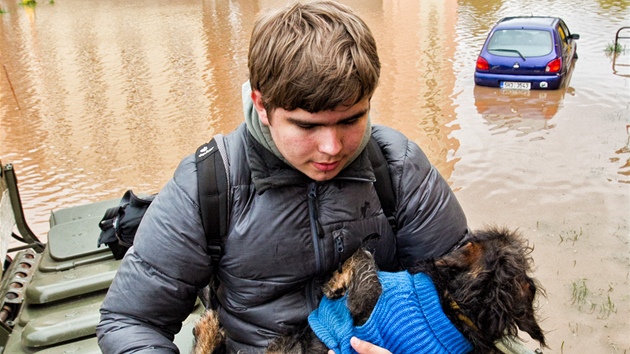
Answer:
xmin=449 ymin=300 xmax=479 ymax=332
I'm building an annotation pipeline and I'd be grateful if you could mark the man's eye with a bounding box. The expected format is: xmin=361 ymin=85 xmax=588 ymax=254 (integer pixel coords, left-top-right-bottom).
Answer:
xmin=297 ymin=124 xmax=316 ymax=130
xmin=342 ymin=118 xmax=359 ymax=125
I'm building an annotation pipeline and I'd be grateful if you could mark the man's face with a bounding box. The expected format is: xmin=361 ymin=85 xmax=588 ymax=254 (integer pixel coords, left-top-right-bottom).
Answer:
xmin=252 ymin=90 xmax=369 ymax=181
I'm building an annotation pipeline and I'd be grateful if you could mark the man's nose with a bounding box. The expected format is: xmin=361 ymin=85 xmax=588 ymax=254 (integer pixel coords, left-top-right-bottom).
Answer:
xmin=318 ymin=127 xmax=343 ymax=156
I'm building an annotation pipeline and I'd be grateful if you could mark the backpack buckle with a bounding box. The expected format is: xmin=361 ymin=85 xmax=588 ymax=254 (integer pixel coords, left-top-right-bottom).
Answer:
xmin=208 ymin=244 xmax=223 ymax=263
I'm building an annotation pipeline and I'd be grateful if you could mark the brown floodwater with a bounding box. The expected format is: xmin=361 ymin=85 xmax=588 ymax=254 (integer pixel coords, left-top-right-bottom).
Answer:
xmin=1 ymin=0 xmax=629 ymax=352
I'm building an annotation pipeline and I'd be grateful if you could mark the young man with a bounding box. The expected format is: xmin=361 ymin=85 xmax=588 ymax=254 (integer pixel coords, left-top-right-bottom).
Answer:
xmin=96 ymin=1 xmax=468 ymax=353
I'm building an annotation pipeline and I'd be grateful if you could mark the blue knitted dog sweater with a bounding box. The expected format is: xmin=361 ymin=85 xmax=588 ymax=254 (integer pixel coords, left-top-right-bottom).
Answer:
xmin=308 ymin=272 xmax=473 ymax=354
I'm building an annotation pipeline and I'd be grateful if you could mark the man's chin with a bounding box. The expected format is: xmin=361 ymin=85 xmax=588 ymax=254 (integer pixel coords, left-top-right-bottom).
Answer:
xmin=305 ymin=169 xmax=341 ymax=182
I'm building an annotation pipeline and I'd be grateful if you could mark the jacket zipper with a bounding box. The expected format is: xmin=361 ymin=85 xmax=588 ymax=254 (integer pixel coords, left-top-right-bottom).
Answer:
xmin=308 ymin=182 xmax=324 ymax=274
xmin=307 ymin=182 xmax=325 ymax=312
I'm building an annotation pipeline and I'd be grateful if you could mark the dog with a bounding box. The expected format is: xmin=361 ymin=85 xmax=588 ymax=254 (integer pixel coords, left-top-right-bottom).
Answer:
xmin=193 ymin=226 xmax=546 ymax=354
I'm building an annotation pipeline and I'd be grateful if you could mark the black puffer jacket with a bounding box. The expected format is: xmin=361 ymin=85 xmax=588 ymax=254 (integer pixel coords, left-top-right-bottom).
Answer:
xmin=96 ymin=123 xmax=468 ymax=353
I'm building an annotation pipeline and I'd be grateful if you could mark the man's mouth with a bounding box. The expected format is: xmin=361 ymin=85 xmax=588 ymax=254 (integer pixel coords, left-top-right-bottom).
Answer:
xmin=312 ymin=161 xmax=340 ymax=172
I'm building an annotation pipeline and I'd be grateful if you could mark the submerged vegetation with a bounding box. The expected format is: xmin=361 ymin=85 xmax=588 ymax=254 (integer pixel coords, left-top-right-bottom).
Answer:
xmin=605 ymin=41 xmax=626 ymax=54
xmin=569 ymin=278 xmax=618 ymax=319
xmin=570 ymin=278 xmax=589 ymax=306
xmin=558 ymin=227 xmax=583 ymax=245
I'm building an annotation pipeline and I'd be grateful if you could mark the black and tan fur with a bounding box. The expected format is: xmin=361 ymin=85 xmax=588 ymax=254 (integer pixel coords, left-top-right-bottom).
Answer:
xmin=193 ymin=226 xmax=547 ymax=354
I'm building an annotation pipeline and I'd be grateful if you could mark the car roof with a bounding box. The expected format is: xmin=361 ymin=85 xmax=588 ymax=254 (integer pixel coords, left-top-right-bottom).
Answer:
xmin=495 ymin=16 xmax=560 ymax=30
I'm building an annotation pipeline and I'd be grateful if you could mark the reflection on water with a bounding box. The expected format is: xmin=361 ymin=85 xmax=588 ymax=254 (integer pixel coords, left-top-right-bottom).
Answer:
xmin=612 ymin=119 xmax=630 ymax=181
xmin=473 ymin=85 xmax=574 ymax=137
xmin=1 ymin=0 xmax=629 ymax=352
xmin=1 ymin=0 xmax=627 ymax=221
xmin=0 ymin=0 xmax=465 ymax=235
xmin=1 ymin=0 xmax=626 ymax=227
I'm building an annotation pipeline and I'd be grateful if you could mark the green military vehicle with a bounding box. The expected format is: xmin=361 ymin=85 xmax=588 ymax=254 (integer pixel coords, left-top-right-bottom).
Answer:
xmin=0 ymin=161 xmax=539 ymax=353
xmin=0 ymin=161 xmax=202 ymax=353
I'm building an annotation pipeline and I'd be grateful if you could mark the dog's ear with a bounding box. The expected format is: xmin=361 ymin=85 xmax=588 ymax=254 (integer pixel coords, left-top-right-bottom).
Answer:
xmin=512 ymin=277 xmax=547 ymax=348
xmin=435 ymin=241 xmax=483 ymax=271
xmin=475 ymin=260 xmax=547 ymax=349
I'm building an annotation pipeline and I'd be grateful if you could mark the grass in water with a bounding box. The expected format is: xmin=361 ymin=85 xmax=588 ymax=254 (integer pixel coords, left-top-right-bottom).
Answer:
xmin=598 ymin=294 xmax=617 ymax=319
xmin=558 ymin=227 xmax=583 ymax=245
xmin=570 ymin=278 xmax=619 ymax=319
xmin=570 ymin=278 xmax=588 ymax=305
xmin=605 ymin=41 xmax=625 ymax=54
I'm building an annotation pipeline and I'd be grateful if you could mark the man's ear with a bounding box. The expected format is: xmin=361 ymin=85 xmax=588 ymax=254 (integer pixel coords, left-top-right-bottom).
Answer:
xmin=251 ymin=90 xmax=270 ymax=126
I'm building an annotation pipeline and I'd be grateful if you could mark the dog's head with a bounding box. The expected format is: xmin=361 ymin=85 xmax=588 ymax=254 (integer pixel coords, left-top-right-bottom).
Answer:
xmin=415 ymin=226 xmax=546 ymax=352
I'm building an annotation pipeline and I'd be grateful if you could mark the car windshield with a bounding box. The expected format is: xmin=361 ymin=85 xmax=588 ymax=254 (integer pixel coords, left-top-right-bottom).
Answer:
xmin=487 ymin=29 xmax=553 ymax=57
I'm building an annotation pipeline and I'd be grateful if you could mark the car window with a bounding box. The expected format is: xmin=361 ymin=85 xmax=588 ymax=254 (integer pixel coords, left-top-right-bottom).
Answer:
xmin=558 ymin=25 xmax=567 ymax=42
xmin=559 ymin=21 xmax=572 ymax=42
xmin=487 ymin=29 xmax=553 ymax=57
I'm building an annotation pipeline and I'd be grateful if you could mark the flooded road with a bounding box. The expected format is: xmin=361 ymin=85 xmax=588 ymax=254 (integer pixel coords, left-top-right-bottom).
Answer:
xmin=1 ymin=0 xmax=629 ymax=352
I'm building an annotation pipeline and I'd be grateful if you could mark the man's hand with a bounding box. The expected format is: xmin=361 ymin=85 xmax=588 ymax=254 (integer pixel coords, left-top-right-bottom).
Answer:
xmin=327 ymin=336 xmax=392 ymax=354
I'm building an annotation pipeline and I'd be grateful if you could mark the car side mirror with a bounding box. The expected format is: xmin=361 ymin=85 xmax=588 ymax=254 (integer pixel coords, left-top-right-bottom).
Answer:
xmin=571 ymin=33 xmax=580 ymax=40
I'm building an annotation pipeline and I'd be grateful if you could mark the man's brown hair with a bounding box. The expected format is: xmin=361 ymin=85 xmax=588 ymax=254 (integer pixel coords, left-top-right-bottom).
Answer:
xmin=248 ymin=1 xmax=380 ymax=113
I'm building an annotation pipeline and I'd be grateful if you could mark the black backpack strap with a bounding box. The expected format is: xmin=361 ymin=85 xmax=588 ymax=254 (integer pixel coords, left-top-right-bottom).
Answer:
xmin=366 ymin=137 xmax=397 ymax=232
xmin=195 ymin=138 xmax=229 ymax=268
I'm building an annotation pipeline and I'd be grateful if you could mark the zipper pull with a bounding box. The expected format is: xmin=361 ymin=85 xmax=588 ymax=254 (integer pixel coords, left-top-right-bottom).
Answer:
xmin=308 ymin=183 xmax=317 ymax=199
xmin=334 ymin=235 xmax=345 ymax=272
xmin=334 ymin=235 xmax=345 ymax=254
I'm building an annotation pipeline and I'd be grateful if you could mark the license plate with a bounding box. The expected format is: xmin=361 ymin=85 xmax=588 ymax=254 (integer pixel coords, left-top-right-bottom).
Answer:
xmin=501 ymin=81 xmax=531 ymax=90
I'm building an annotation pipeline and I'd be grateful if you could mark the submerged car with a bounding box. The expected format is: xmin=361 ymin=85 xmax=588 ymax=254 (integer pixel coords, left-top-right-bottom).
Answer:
xmin=475 ymin=16 xmax=579 ymax=90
